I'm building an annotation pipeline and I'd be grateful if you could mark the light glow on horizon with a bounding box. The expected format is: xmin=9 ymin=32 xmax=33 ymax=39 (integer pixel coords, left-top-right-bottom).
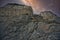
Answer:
xmin=21 ymin=0 xmax=46 ymax=14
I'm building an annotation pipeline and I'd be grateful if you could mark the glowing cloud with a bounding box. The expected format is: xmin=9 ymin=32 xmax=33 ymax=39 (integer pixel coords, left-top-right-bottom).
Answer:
xmin=21 ymin=0 xmax=46 ymax=14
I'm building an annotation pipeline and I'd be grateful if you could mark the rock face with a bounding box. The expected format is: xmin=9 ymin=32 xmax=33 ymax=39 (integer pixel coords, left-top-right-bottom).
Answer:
xmin=0 ymin=3 xmax=33 ymax=16
xmin=0 ymin=3 xmax=60 ymax=40
xmin=40 ymin=11 xmax=57 ymax=21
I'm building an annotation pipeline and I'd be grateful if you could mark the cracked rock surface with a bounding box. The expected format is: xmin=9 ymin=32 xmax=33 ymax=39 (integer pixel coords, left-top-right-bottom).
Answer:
xmin=0 ymin=3 xmax=60 ymax=40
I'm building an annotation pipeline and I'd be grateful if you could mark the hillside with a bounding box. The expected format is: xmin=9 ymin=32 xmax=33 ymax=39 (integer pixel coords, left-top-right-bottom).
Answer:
xmin=0 ymin=3 xmax=60 ymax=40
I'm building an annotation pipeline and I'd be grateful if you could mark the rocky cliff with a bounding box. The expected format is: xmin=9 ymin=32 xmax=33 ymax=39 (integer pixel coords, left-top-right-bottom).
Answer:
xmin=0 ymin=3 xmax=60 ymax=40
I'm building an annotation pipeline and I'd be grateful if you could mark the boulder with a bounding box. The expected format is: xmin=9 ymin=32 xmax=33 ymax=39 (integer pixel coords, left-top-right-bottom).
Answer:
xmin=40 ymin=11 xmax=57 ymax=21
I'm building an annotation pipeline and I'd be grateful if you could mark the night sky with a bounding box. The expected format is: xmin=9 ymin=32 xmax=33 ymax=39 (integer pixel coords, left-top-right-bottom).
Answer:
xmin=0 ymin=0 xmax=60 ymax=16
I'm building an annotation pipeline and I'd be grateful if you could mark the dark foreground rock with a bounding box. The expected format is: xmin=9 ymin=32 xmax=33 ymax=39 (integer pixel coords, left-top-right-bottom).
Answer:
xmin=0 ymin=3 xmax=60 ymax=40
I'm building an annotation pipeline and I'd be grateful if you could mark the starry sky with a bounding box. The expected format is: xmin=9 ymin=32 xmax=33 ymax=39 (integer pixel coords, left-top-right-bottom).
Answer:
xmin=0 ymin=0 xmax=60 ymax=16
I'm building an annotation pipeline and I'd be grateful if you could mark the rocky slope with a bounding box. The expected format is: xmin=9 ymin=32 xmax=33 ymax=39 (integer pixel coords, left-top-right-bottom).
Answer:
xmin=0 ymin=3 xmax=60 ymax=40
